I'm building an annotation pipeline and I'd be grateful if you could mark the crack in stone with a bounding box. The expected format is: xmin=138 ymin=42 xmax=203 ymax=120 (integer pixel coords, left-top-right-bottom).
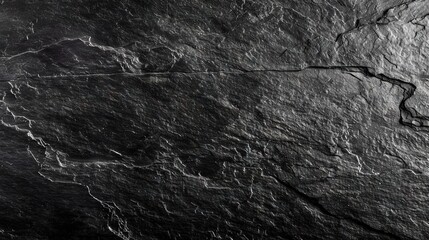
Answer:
xmin=244 ymin=65 xmax=426 ymax=131
xmin=1 ymin=43 xmax=425 ymax=238
xmin=13 ymin=64 xmax=426 ymax=130
xmin=302 ymin=66 xmax=424 ymax=129
xmin=335 ymin=0 xmax=420 ymax=43
xmin=2 ymin=37 xmax=425 ymax=132
xmin=271 ymin=175 xmax=407 ymax=240
xmin=1 ymin=1 xmax=427 ymax=238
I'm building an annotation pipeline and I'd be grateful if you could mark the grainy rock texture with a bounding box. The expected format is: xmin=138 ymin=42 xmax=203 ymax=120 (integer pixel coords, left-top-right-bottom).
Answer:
xmin=1 ymin=0 xmax=429 ymax=239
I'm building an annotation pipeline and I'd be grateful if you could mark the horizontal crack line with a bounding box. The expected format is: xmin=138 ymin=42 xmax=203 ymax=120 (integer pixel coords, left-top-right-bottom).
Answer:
xmin=3 ymin=65 xmax=426 ymax=130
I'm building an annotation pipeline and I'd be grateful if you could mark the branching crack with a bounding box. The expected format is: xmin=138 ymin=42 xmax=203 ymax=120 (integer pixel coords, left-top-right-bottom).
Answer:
xmin=247 ymin=65 xmax=425 ymax=131
xmin=335 ymin=0 xmax=420 ymax=43
xmin=1 ymin=34 xmax=426 ymax=239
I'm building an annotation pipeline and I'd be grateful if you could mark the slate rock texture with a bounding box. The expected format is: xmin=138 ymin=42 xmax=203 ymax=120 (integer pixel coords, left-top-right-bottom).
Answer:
xmin=1 ymin=0 xmax=429 ymax=239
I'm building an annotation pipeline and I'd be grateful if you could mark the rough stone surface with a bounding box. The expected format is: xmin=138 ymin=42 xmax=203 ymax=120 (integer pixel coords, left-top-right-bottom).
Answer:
xmin=1 ymin=1 xmax=429 ymax=239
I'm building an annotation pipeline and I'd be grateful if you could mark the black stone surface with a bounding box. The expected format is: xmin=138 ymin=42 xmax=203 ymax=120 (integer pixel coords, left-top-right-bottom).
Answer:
xmin=1 ymin=0 xmax=429 ymax=239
